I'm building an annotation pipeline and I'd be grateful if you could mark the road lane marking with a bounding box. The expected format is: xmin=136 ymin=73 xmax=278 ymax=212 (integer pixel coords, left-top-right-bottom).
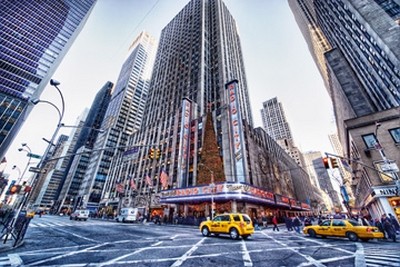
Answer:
xmin=28 ymin=243 xmax=107 ymax=266
xmin=261 ymin=231 xmax=325 ymax=267
xmin=354 ymin=243 xmax=366 ymax=267
xmin=8 ymin=254 xmax=22 ymax=266
xmin=97 ymin=246 xmax=151 ymax=266
xmin=170 ymin=237 xmax=206 ymax=267
xmin=241 ymin=239 xmax=253 ymax=266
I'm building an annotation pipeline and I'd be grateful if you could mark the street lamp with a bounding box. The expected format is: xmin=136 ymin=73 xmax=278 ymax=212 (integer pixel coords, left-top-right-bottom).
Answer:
xmin=18 ymin=143 xmax=33 ymax=184
xmin=199 ymin=163 xmax=215 ymax=219
xmin=31 ymin=79 xmax=65 ymax=170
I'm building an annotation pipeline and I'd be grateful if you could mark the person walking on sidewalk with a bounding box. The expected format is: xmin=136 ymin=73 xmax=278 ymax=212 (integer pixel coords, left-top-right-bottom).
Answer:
xmin=293 ymin=216 xmax=302 ymax=234
xmin=272 ymin=215 xmax=279 ymax=231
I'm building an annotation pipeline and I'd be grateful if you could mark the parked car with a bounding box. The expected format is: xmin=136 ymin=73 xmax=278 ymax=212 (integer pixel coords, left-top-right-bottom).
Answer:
xmin=69 ymin=209 xmax=90 ymax=221
xmin=199 ymin=213 xmax=254 ymax=240
xmin=303 ymin=219 xmax=384 ymax=242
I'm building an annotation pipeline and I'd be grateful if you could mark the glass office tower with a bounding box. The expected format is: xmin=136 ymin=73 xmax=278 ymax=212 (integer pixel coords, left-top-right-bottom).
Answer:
xmin=0 ymin=0 xmax=97 ymax=160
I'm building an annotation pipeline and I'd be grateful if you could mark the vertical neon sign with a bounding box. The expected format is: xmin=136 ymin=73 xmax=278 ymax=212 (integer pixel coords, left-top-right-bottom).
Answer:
xmin=226 ymin=80 xmax=246 ymax=182
xmin=177 ymin=98 xmax=192 ymax=187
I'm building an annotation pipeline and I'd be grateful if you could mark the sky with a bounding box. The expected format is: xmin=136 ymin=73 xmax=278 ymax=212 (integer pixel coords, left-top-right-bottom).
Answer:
xmin=4 ymin=0 xmax=336 ymax=181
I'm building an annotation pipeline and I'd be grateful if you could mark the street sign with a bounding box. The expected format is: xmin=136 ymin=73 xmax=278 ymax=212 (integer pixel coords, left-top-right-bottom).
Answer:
xmin=28 ymin=153 xmax=42 ymax=159
xmin=29 ymin=167 xmax=47 ymax=174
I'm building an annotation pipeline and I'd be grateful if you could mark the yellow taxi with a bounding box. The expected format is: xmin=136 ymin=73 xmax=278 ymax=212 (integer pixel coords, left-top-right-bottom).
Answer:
xmin=199 ymin=213 xmax=254 ymax=240
xmin=303 ymin=219 xmax=384 ymax=242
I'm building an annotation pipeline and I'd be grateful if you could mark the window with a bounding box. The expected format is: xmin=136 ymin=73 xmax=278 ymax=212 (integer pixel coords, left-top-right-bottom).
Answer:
xmin=332 ymin=220 xmax=346 ymax=227
xmin=362 ymin=133 xmax=378 ymax=149
xmin=321 ymin=220 xmax=331 ymax=226
xmin=389 ymin=128 xmax=400 ymax=143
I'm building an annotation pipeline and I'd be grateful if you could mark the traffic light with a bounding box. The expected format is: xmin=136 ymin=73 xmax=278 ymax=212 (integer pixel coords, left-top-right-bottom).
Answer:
xmin=155 ymin=149 xmax=160 ymax=159
xmin=10 ymin=185 xmax=21 ymax=194
xmin=149 ymin=148 xmax=155 ymax=159
xmin=322 ymin=157 xmax=330 ymax=169
xmin=330 ymin=158 xmax=339 ymax=168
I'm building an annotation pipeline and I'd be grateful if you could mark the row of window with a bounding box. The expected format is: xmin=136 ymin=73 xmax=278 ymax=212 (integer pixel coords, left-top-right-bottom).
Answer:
xmin=362 ymin=127 xmax=400 ymax=149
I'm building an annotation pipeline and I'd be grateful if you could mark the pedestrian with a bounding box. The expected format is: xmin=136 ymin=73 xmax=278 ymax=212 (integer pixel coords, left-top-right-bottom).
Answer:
xmin=388 ymin=213 xmax=400 ymax=234
xmin=293 ymin=216 xmax=302 ymax=234
xmin=284 ymin=216 xmax=293 ymax=231
xmin=382 ymin=214 xmax=396 ymax=242
xmin=272 ymin=215 xmax=279 ymax=231
xmin=261 ymin=215 xmax=268 ymax=229
xmin=304 ymin=216 xmax=312 ymax=227
xmin=253 ymin=216 xmax=260 ymax=231
xmin=374 ymin=218 xmax=384 ymax=233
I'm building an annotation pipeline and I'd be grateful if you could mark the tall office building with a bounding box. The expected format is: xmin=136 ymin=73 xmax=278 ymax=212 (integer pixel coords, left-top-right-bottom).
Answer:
xmin=261 ymin=97 xmax=292 ymax=141
xmin=56 ymin=81 xmax=113 ymax=211
xmin=0 ymin=0 xmax=97 ymax=160
xmin=261 ymin=97 xmax=304 ymax=167
xmin=289 ymin=0 xmax=400 ymax=145
xmin=79 ymin=32 xmax=156 ymax=210
xmin=289 ymin=0 xmax=400 ymax=218
xmin=102 ymin=0 xmax=313 ymax=220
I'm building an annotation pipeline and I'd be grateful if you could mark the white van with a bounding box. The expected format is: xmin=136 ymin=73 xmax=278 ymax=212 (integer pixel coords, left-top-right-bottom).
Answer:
xmin=116 ymin=208 xmax=143 ymax=223
xmin=70 ymin=209 xmax=90 ymax=221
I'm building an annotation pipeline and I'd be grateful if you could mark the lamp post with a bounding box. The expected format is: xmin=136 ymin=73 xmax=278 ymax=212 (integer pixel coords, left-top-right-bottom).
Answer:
xmin=28 ymin=79 xmax=65 ymax=209
xmin=199 ymin=163 xmax=215 ymax=219
xmin=32 ymin=79 xmax=65 ymax=170
xmin=18 ymin=143 xmax=33 ymax=184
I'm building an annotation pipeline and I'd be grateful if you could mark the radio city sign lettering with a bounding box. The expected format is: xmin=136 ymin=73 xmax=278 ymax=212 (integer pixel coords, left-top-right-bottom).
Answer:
xmin=161 ymin=183 xmax=274 ymax=201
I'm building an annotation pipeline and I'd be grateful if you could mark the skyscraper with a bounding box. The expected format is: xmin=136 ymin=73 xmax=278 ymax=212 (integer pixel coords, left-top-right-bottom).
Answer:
xmin=102 ymin=0 xmax=313 ymax=219
xmin=289 ymin=0 xmax=400 ymax=218
xmin=289 ymin=0 xmax=400 ymax=145
xmin=0 ymin=0 xmax=97 ymax=160
xmin=79 ymin=31 xmax=156 ymax=210
xmin=261 ymin=97 xmax=304 ymax=167
xmin=56 ymin=81 xmax=113 ymax=212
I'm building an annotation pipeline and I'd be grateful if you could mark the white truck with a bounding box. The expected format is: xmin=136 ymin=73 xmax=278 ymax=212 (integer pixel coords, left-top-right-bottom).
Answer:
xmin=115 ymin=208 xmax=144 ymax=223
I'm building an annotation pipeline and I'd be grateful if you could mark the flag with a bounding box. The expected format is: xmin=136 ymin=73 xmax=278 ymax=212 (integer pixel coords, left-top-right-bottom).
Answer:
xmin=130 ymin=179 xmax=136 ymax=190
xmin=160 ymin=169 xmax=169 ymax=188
xmin=145 ymin=175 xmax=152 ymax=187
xmin=116 ymin=183 xmax=124 ymax=193
xmin=340 ymin=158 xmax=352 ymax=172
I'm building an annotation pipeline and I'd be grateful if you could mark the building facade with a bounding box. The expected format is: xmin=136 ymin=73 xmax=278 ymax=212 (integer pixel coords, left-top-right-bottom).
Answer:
xmin=78 ymin=31 xmax=156 ymax=210
xmin=0 ymin=0 xmax=96 ymax=160
xmin=345 ymin=107 xmax=400 ymax=222
xmin=289 ymin=0 xmax=400 ymax=218
xmin=101 ymin=0 xmax=312 ymax=222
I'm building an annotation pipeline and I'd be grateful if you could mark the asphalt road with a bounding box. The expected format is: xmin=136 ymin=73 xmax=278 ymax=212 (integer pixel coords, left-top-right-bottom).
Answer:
xmin=0 ymin=215 xmax=399 ymax=266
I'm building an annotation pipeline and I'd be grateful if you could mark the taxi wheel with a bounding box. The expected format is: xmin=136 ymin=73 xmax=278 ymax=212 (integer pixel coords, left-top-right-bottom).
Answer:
xmin=201 ymin=226 xmax=210 ymax=237
xmin=346 ymin=232 xmax=358 ymax=242
xmin=308 ymin=229 xmax=316 ymax=238
xmin=229 ymin=228 xmax=239 ymax=240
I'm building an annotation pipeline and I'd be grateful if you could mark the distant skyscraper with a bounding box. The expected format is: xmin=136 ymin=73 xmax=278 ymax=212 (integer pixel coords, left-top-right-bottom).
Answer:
xmin=0 ymin=0 xmax=96 ymax=160
xmin=79 ymin=32 xmax=156 ymax=210
xmin=261 ymin=97 xmax=304 ymax=166
xmin=261 ymin=97 xmax=292 ymax=140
